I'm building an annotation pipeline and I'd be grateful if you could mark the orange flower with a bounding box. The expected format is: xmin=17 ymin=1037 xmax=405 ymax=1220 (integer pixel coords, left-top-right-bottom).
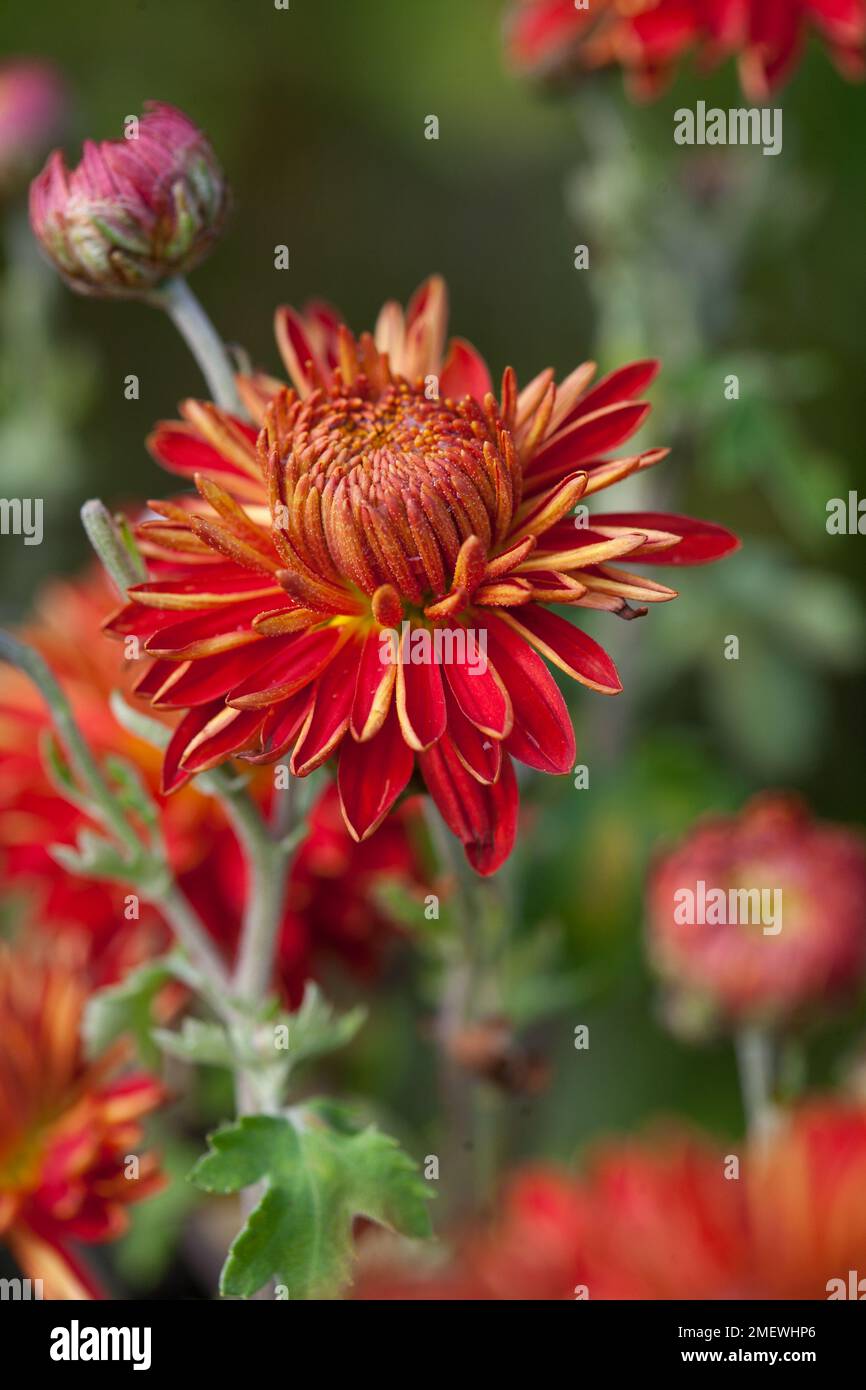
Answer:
xmin=107 ymin=276 xmax=736 ymax=874
xmin=0 ymin=943 xmax=165 ymax=1299
xmin=356 ymin=1103 xmax=866 ymax=1300
xmin=647 ymin=794 xmax=866 ymax=1027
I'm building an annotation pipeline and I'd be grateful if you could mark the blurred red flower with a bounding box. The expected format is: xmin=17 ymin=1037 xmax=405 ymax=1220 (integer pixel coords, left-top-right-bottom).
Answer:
xmin=105 ymin=276 xmax=736 ymax=875
xmin=0 ymin=943 xmax=165 ymax=1299
xmin=506 ymin=0 xmax=866 ymax=99
xmin=0 ymin=569 xmax=426 ymax=999
xmin=0 ymin=59 xmax=67 ymax=195
xmin=356 ymin=1102 xmax=866 ymax=1299
xmin=647 ymin=794 xmax=866 ymax=1028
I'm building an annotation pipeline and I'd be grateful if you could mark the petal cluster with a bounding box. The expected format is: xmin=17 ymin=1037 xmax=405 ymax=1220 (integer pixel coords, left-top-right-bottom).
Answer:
xmin=109 ymin=277 xmax=737 ymax=874
xmin=0 ymin=569 xmax=423 ymax=996
xmin=507 ymin=0 xmax=866 ymax=98
xmin=0 ymin=944 xmax=165 ymax=1299
xmin=29 ymin=101 xmax=228 ymax=297
xmin=647 ymin=793 xmax=866 ymax=1026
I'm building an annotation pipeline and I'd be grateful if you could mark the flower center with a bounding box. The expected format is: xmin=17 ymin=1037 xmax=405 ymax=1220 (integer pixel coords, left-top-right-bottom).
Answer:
xmin=263 ymin=379 xmax=518 ymax=604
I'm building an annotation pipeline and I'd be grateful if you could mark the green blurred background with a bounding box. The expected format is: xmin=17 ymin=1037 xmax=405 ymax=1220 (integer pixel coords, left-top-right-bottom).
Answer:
xmin=2 ymin=0 xmax=865 ymax=1270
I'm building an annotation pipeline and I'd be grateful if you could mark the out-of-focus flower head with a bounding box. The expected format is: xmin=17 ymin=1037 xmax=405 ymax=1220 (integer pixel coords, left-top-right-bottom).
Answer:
xmin=647 ymin=794 xmax=866 ymax=1030
xmin=506 ymin=0 xmax=866 ymax=100
xmin=355 ymin=1102 xmax=866 ymax=1299
xmin=0 ymin=942 xmax=165 ymax=1299
xmin=104 ymin=275 xmax=737 ymax=875
xmin=0 ymin=568 xmax=427 ymax=998
xmin=29 ymin=101 xmax=228 ymax=298
xmin=0 ymin=59 xmax=67 ymax=196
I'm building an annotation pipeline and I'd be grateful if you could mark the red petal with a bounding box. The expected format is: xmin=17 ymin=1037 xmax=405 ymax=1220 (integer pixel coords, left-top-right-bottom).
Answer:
xmin=562 ymin=359 xmax=660 ymax=424
xmin=163 ymin=702 xmax=223 ymax=792
xmin=290 ymin=640 xmax=359 ymax=775
xmin=274 ymin=305 xmax=327 ymax=394
xmin=443 ymin=643 xmax=513 ymax=738
xmin=420 ymin=737 xmax=517 ymax=876
xmin=338 ymin=704 xmax=414 ymax=840
xmin=443 ymin=685 xmax=501 ymax=785
xmin=240 ymin=683 xmax=315 ymax=761
xmin=180 ymin=707 xmax=266 ymax=774
xmin=527 ymin=402 xmax=651 ymax=484
xmin=351 ymin=628 xmax=397 ymax=740
xmin=241 ymin=687 xmax=315 ymax=763
xmin=500 ymin=605 xmax=622 ymax=695
xmin=103 ymin=603 xmax=180 ymax=639
xmin=151 ymin=638 xmax=286 ymax=708
xmin=148 ymin=424 xmax=264 ymax=503
xmin=440 ymin=338 xmax=493 ymax=403
xmin=143 ymin=599 xmax=266 ymax=658
xmin=227 ymin=628 xmax=345 ymax=707
xmin=590 ymin=512 xmax=740 ymax=565
xmin=396 ymin=630 xmax=447 ymax=752
xmin=484 ymin=614 xmax=576 ymax=775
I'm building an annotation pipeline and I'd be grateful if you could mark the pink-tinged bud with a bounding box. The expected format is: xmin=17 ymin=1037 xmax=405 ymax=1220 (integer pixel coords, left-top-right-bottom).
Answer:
xmin=28 ymin=101 xmax=228 ymax=298
xmin=0 ymin=60 xmax=67 ymax=196
xmin=647 ymin=794 xmax=866 ymax=1031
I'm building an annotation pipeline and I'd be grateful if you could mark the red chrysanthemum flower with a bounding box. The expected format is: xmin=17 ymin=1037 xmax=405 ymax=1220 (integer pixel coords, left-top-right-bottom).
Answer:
xmin=356 ymin=1102 xmax=866 ymax=1300
xmin=107 ymin=277 xmax=737 ymax=875
xmin=507 ymin=0 xmax=866 ymax=99
xmin=0 ymin=569 xmax=426 ymax=997
xmin=647 ymin=794 xmax=866 ymax=1028
xmin=0 ymin=943 xmax=165 ymax=1299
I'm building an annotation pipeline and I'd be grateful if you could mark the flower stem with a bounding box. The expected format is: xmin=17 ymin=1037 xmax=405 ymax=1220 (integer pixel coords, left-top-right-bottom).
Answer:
xmin=151 ymin=276 xmax=242 ymax=415
xmin=424 ymin=805 xmax=485 ymax=1220
xmin=735 ymin=1026 xmax=778 ymax=1140
xmin=208 ymin=770 xmax=299 ymax=1007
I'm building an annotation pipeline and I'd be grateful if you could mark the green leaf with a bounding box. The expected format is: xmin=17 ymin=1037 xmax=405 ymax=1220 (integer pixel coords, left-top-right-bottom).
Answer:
xmin=84 ymin=957 xmax=179 ymax=1066
xmin=40 ymin=732 xmax=92 ymax=816
xmin=280 ymin=983 xmax=366 ymax=1069
xmin=152 ymin=1018 xmax=236 ymax=1068
xmin=190 ymin=1108 xmax=432 ymax=1299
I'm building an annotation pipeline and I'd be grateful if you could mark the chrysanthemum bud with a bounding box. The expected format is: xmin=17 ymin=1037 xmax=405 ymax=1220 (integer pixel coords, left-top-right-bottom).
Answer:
xmin=0 ymin=59 xmax=67 ymax=196
xmin=647 ymin=794 xmax=866 ymax=1030
xmin=28 ymin=100 xmax=228 ymax=298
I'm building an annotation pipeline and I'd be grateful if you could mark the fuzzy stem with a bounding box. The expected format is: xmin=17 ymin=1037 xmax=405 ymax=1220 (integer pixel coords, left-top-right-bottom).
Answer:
xmin=215 ymin=771 xmax=299 ymax=1006
xmin=151 ymin=276 xmax=242 ymax=414
xmin=735 ymin=1026 xmax=778 ymax=1140
xmin=424 ymin=804 xmax=484 ymax=1220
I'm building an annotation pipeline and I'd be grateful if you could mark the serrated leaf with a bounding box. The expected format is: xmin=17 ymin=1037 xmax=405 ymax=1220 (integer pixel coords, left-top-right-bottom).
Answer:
xmin=190 ymin=1109 xmax=432 ymax=1299
xmin=84 ymin=957 xmax=177 ymax=1066
xmin=40 ymin=731 xmax=93 ymax=815
xmin=50 ymin=830 xmax=130 ymax=882
xmin=278 ymin=983 xmax=366 ymax=1069
xmin=104 ymin=755 xmax=160 ymax=830
xmin=153 ymin=1018 xmax=235 ymax=1067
